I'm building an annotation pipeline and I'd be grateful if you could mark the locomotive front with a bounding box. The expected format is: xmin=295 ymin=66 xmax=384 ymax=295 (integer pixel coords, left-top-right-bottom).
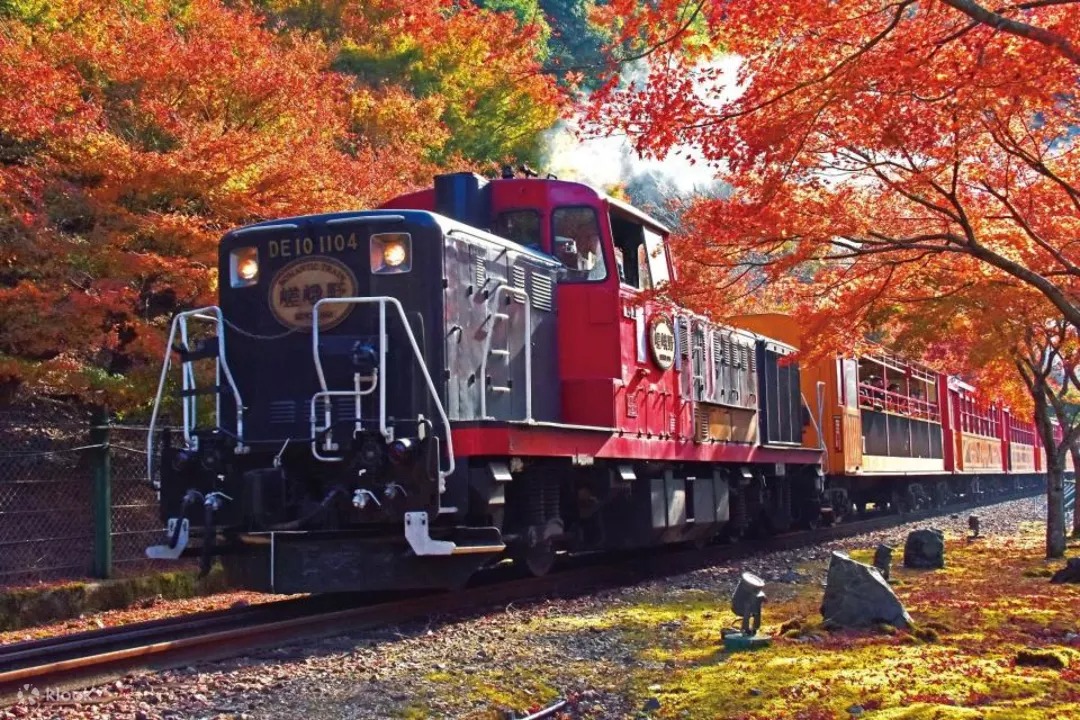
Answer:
xmin=147 ymin=209 xmax=492 ymax=592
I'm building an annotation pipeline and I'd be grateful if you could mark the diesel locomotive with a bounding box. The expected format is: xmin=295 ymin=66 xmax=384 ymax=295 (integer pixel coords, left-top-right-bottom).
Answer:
xmin=145 ymin=171 xmax=826 ymax=593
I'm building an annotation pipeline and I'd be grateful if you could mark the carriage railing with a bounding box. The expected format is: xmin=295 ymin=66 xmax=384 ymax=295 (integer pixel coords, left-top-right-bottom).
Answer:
xmin=959 ymin=405 xmax=1000 ymax=437
xmin=146 ymin=306 xmax=247 ymax=487
xmin=857 ymin=382 xmax=940 ymax=422
xmin=310 ymin=297 xmax=456 ymax=488
xmin=1009 ymin=419 xmax=1036 ymax=446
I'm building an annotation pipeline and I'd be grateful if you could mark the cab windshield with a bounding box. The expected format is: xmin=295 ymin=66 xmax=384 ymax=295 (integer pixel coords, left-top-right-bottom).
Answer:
xmin=552 ymin=206 xmax=607 ymax=282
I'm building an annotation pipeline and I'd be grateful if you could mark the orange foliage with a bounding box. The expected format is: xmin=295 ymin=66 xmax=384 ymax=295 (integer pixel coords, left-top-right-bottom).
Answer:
xmin=0 ymin=0 xmax=562 ymax=409
xmin=585 ymin=0 xmax=1080 ymax=407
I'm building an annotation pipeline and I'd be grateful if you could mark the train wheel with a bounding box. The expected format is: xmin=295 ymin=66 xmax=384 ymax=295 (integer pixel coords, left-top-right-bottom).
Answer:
xmin=933 ymin=482 xmax=950 ymax=508
xmin=514 ymin=540 xmax=555 ymax=577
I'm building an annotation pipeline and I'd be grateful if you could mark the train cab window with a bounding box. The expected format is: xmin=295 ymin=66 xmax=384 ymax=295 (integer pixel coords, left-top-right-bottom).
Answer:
xmin=552 ymin=207 xmax=607 ymax=281
xmin=643 ymin=228 xmax=670 ymax=286
xmin=493 ymin=210 xmax=541 ymax=251
xmin=610 ymin=211 xmax=670 ymax=291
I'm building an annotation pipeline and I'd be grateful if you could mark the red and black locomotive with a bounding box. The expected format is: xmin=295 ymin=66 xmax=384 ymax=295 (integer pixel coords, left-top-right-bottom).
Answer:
xmin=150 ymin=170 xmax=1053 ymax=594
xmin=146 ymin=171 xmax=826 ymax=592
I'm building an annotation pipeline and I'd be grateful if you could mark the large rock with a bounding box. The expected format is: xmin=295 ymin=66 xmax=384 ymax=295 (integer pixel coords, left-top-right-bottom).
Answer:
xmin=904 ymin=528 xmax=945 ymax=569
xmin=1050 ymin=557 xmax=1080 ymax=584
xmin=821 ymin=551 xmax=912 ymax=629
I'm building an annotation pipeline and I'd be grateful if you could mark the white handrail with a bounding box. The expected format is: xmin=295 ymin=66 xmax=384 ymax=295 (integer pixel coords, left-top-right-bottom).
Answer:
xmin=146 ymin=306 xmax=246 ymax=486
xmin=311 ymin=297 xmax=456 ymax=482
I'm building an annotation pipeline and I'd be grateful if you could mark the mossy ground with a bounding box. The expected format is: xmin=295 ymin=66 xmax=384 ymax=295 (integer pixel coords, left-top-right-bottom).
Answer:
xmin=409 ymin=526 xmax=1080 ymax=719
xmin=0 ymin=565 xmax=229 ymax=631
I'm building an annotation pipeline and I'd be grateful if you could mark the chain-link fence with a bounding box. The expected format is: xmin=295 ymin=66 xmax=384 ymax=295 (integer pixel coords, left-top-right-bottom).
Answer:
xmin=0 ymin=409 xmax=188 ymax=588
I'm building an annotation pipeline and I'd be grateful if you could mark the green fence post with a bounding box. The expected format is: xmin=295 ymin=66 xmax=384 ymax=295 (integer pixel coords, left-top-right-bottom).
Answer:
xmin=91 ymin=406 xmax=112 ymax=579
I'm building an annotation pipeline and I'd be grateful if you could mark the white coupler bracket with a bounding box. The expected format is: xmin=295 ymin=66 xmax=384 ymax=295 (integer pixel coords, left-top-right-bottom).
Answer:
xmin=404 ymin=511 xmax=506 ymax=557
xmin=145 ymin=518 xmax=189 ymax=560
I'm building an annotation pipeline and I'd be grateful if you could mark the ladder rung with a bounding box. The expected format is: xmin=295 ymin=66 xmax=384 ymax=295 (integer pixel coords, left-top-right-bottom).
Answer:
xmin=172 ymin=343 xmax=219 ymax=362
xmin=492 ymin=313 xmax=509 ymax=321
xmin=490 ymin=349 xmax=510 ymax=357
xmin=177 ymin=385 xmax=222 ymax=398
xmin=490 ymin=386 xmax=512 ymax=393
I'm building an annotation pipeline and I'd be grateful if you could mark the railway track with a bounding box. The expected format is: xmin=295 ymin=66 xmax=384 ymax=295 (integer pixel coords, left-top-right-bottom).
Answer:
xmin=0 ymin=488 xmax=1041 ymax=703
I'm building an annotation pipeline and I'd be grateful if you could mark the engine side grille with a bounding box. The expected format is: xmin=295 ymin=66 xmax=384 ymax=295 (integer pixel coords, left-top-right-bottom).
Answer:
xmin=529 ymin=271 xmax=553 ymax=312
xmin=269 ymin=400 xmax=296 ymax=425
xmin=511 ymin=265 xmax=526 ymax=303
xmin=474 ymin=256 xmax=486 ymax=288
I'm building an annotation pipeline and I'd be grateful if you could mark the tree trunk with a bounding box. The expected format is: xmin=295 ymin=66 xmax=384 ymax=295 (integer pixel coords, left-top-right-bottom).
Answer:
xmin=1033 ymin=386 xmax=1067 ymax=558
xmin=1047 ymin=463 xmax=1067 ymax=557
xmin=1071 ymin=445 xmax=1080 ymax=538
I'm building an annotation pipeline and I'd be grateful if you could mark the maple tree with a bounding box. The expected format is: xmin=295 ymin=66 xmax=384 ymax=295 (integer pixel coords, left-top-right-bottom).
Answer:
xmin=586 ymin=0 xmax=1080 ymax=553
xmin=882 ymin=281 xmax=1080 ymax=553
xmin=0 ymin=0 xmax=564 ymax=409
xmin=259 ymin=0 xmax=564 ymax=166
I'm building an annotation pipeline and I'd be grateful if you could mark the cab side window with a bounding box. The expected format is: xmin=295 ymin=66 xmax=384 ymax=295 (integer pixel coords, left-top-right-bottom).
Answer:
xmin=610 ymin=211 xmax=662 ymax=291
xmin=552 ymin=207 xmax=607 ymax=282
xmin=493 ymin=210 xmax=541 ymax=251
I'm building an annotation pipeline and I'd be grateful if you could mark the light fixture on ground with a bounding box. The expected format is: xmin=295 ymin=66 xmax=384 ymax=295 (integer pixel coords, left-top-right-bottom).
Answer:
xmin=721 ymin=571 xmax=771 ymax=651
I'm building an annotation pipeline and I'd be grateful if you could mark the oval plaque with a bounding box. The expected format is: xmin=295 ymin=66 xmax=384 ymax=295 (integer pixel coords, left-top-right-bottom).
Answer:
xmin=648 ymin=313 xmax=676 ymax=370
xmin=269 ymin=257 xmax=358 ymax=331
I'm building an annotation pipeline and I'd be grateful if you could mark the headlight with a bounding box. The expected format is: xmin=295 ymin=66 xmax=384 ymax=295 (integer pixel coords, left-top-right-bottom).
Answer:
xmin=370 ymin=233 xmax=412 ymax=274
xmin=230 ymin=247 xmax=259 ymax=287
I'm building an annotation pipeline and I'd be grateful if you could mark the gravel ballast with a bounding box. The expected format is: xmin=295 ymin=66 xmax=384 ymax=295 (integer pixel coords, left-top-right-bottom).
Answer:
xmin=1 ymin=496 xmax=1058 ymax=720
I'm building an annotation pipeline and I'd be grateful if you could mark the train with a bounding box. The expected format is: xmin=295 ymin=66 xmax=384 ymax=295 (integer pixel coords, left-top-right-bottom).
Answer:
xmin=144 ymin=170 xmax=1051 ymax=594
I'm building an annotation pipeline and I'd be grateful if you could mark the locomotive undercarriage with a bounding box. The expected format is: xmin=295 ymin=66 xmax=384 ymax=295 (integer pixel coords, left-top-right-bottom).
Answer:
xmin=463 ymin=457 xmax=825 ymax=578
xmin=153 ymin=434 xmax=826 ymax=592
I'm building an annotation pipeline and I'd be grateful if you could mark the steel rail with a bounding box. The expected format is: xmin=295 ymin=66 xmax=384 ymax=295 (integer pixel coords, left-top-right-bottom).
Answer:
xmin=0 ymin=488 xmax=1041 ymax=702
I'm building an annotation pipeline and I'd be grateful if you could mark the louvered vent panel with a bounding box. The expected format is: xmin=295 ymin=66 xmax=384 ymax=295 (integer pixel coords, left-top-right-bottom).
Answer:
xmin=511 ymin=265 xmax=526 ymax=303
xmin=677 ymin=318 xmax=690 ymax=358
xmin=529 ymin=271 xmax=553 ymax=312
xmin=269 ymin=400 xmax=296 ymax=425
xmin=695 ymin=407 xmax=710 ymax=443
xmin=474 ymin=256 xmax=486 ymax=288
xmin=334 ymin=396 xmax=356 ymax=424
xmin=749 ymin=345 xmax=757 ymax=373
xmin=722 ymin=337 xmax=731 ymax=365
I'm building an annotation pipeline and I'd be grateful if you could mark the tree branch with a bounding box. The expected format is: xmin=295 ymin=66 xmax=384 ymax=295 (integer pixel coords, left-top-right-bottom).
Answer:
xmin=938 ymin=0 xmax=1080 ymax=64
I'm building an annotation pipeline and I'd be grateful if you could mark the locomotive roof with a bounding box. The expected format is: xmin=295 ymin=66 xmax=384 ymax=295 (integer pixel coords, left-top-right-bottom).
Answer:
xmin=225 ymin=209 xmax=562 ymax=267
xmin=605 ymin=193 xmax=670 ymax=235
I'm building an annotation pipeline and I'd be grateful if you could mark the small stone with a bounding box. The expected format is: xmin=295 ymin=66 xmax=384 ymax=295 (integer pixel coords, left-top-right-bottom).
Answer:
xmin=904 ymin=528 xmax=945 ymax=569
xmin=848 ymin=705 xmax=864 ymax=716
xmin=1050 ymin=557 xmax=1080 ymax=584
xmin=749 ymin=688 xmax=763 ymax=697
xmin=643 ymin=697 xmax=661 ymax=712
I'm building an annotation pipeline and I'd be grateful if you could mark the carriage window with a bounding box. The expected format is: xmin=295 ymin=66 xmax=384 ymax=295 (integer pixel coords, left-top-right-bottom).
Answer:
xmin=493 ymin=210 xmax=541 ymax=250
xmin=552 ymin=207 xmax=607 ymax=282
